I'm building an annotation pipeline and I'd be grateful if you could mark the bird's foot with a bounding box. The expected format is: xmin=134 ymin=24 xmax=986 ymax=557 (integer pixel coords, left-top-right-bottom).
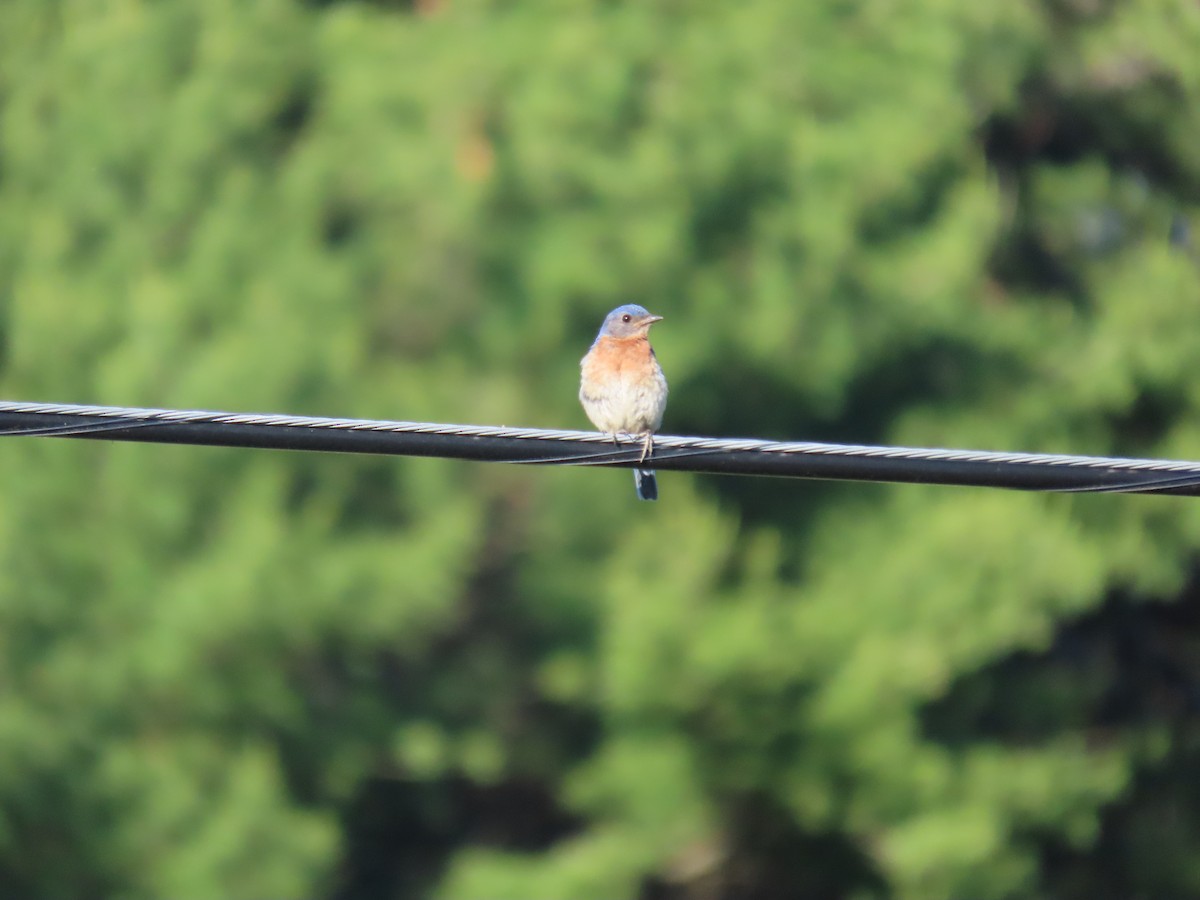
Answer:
xmin=638 ymin=432 xmax=654 ymax=464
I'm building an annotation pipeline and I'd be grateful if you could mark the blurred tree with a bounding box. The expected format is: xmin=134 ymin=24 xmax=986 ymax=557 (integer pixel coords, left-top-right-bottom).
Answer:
xmin=1 ymin=0 xmax=1199 ymax=898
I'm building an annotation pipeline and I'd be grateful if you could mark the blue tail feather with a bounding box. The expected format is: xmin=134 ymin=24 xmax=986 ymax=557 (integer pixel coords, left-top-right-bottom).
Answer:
xmin=634 ymin=469 xmax=658 ymax=501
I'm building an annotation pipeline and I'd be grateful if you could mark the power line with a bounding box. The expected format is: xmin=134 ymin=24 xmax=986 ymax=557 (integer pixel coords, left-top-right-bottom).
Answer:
xmin=2 ymin=399 xmax=1199 ymax=495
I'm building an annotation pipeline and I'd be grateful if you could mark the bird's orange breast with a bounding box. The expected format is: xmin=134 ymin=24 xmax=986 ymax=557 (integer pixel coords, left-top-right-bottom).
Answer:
xmin=581 ymin=335 xmax=659 ymax=381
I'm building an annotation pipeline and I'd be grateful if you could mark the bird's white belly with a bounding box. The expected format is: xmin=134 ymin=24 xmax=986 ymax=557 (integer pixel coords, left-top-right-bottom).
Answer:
xmin=580 ymin=371 xmax=667 ymax=435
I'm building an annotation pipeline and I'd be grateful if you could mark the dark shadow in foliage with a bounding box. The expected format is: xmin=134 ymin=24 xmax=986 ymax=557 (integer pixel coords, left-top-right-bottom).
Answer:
xmin=281 ymin=456 xmax=414 ymax=533
xmin=671 ymin=359 xmax=826 ymax=532
xmin=294 ymin=489 xmax=599 ymax=900
xmin=688 ymin=152 xmax=786 ymax=261
xmin=983 ymin=72 xmax=1193 ymax=189
xmin=982 ymin=86 xmax=1094 ymax=307
xmin=0 ymin=771 xmax=126 ymax=900
xmin=641 ymin=792 xmax=888 ymax=900
xmin=271 ymin=78 xmax=316 ymax=158
xmin=923 ymin=588 xmax=1200 ymax=746
xmin=855 ymin=158 xmax=964 ymax=246
xmin=1105 ymin=384 xmax=1185 ymax=460
xmin=838 ymin=337 xmax=1029 ymax=447
xmin=922 ymin=580 xmax=1200 ymax=899
xmin=983 ymin=68 xmax=1200 ymax=306
xmin=1038 ymin=734 xmax=1200 ymax=900
xmin=675 ymin=677 xmax=890 ymax=898
xmin=987 ymin=222 xmax=1088 ymax=306
xmin=322 ymin=200 xmax=360 ymax=248
xmin=279 ymin=630 xmax=597 ymax=900
xmin=673 ymin=360 xmax=810 ymax=446
xmin=675 ymin=335 xmax=1029 ymax=535
xmin=332 ymin=776 xmax=584 ymax=900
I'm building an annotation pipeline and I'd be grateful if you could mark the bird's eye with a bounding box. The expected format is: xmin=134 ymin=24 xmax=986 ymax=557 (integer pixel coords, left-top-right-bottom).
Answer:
xmin=621 ymin=314 xmax=632 ymax=323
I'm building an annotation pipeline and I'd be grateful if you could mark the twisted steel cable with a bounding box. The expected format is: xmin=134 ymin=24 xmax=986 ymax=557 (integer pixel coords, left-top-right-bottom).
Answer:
xmin=3 ymin=399 xmax=1200 ymax=495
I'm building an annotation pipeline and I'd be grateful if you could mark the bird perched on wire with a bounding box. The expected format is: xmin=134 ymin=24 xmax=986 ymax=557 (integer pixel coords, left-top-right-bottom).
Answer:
xmin=579 ymin=304 xmax=668 ymax=500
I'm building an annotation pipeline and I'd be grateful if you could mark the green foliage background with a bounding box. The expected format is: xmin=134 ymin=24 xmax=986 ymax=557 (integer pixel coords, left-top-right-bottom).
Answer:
xmin=2 ymin=1 xmax=1200 ymax=897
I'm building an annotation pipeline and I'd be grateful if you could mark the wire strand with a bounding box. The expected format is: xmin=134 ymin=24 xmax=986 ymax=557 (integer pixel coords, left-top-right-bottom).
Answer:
xmin=2 ymin=399 xmax=1200 ymax=496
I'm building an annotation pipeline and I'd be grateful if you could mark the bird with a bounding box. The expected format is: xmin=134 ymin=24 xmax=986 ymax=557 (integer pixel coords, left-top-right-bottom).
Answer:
xmin=579 ymin=304 xmax=668 ymax=500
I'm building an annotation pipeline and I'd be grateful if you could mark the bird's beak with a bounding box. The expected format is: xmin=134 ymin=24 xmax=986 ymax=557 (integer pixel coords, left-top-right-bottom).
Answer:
xmin=644 ymin=315 xmax=664 ymax=325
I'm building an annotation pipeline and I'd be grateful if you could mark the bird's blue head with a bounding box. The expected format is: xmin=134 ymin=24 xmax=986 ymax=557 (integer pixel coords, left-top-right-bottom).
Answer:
xmin=597 ymin=304 xmax=664 ymax=340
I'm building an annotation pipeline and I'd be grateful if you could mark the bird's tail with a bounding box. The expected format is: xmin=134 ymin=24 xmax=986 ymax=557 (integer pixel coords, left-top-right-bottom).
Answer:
xmin=634 ymin=469 xmax=658 ymax=501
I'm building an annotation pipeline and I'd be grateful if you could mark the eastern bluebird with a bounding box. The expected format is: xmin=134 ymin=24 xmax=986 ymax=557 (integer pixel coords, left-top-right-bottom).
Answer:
xmin=579 ymin=304 xmax=668 ymax=501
